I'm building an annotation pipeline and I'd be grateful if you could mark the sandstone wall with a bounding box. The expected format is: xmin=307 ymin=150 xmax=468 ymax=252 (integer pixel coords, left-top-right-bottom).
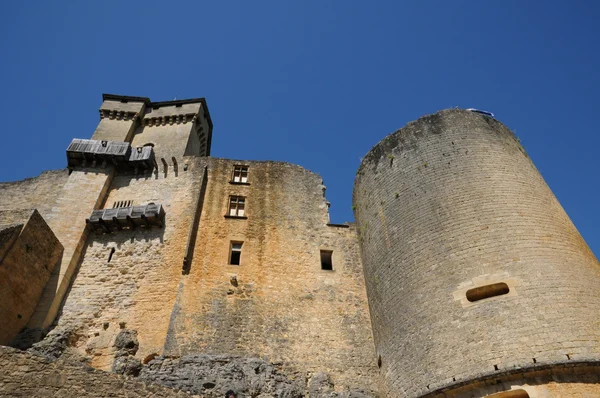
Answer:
xmin=92 ymin=98 xmax=146 ymax=142
xmin=353 ymin=109 xmax=600 ymax=397
xmin=0 ymin=169 xmax=69 ymax=219
xmin=0 ymin=346 xmax=192 ymax=397
xmin=132 ymin=102 xmax=211 ymax=159
xmin=166 ymin=159 xmax=377 ymax=392
xmin=46 ymin=159 xmax=205 ymax=370
xmin=0 ymin=210 xmax=63 ymax=344
xmin=28 ymin=168 xmax=114 ymax=330
xmin=426 ymin=363 xmax=600 ymax=398
xmin=44 ymin=157 xmax=377 ymax=393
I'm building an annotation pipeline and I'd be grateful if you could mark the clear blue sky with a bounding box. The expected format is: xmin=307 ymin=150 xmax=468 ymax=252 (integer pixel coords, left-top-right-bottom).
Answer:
xmin=0 ymin=1 xmax=598 ymax=256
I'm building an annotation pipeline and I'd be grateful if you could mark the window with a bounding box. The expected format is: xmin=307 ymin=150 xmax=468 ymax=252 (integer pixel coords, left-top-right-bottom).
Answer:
xmin=229 ymin=242 xmax=243 ymax=265
xmin=466 ymin=282 xmax=510 ymax=302
xmin=485 ymin=389 xmax=529 ymax=398
xmin=232 ymin=165 xmax=249 ymax=183
xmin=320 ymin=250 xmax=333 ymax=270
xmin=113 ymin=200 xmax=133 ymax=208
xmin=228 ymin=196 xmax=246 ymax=217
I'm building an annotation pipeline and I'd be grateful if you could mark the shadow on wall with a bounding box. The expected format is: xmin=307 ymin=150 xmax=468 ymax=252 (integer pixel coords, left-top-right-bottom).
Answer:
xmin=11 ymin=226 xmax=166 ymax=351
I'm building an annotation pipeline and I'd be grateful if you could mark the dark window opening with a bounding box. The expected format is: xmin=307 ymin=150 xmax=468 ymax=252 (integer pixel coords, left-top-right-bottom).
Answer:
xmin=107 ymin=247 xmax=115 ymax=263
xmin=320 ymin=250 xmax=333 ymax=270
xmin=230 ymin=242 xmax=243 ymax=265
xmin=466 ymin=282 xmax=510 ymax=302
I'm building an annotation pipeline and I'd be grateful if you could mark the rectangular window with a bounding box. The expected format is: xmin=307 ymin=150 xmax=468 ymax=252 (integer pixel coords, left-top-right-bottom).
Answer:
xmin=320 ymin=250 xmax=333 ymax=270
xmin=228 ymin=196 xmax=246 ymax=217
xmin=232 ymin=165 xmax=249 ymax=183
xmin=230 ymin=242 xmax=243 ymax=265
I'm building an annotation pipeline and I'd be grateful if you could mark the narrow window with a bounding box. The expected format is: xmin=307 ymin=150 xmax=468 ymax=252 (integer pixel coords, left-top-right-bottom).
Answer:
xmin=229 ymin=242 xmax=243 ymax=265
xmin=320 ymin=250 xmax=333 ymax=270
xmin=486 ymin=389 xmax=529 ymax=398
xmin=232 ymin=165 xmax=249 ymax=183
xmin=466 ymin=282 xmax=510 ymax=302
xmin=228 ymin=196 xmax=246 ymax=217
xmin=107 ymin=247 xmax=115 ymax=263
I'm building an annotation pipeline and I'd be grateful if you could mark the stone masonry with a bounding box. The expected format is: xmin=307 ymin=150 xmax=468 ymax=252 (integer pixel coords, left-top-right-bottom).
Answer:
xmin=353 ymin=109 xmax=600 ymax=397
xmin=0 ymin=96 xmax=598 ymax=398
xmin=0 ymin=209 xmax=63 ymax=345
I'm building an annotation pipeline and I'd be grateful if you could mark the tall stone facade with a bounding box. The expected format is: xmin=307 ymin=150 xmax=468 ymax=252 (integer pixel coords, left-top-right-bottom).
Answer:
xmin=0 ymin=97 xmax=598 ymax=398
xmin=0 ymin=94 xmax=377 ymax=397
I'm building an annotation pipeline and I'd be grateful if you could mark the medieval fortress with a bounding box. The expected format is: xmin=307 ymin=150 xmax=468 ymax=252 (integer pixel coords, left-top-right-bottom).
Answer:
xmin=0 ymin=94 xmax=598 ymax=398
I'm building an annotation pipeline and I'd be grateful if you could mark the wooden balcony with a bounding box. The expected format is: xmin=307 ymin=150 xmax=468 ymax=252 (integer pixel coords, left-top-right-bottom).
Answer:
xmin=86 ymin=203 xmax=165 ymax=232
xmin=66 ymin=139 xmax=155 ymax=170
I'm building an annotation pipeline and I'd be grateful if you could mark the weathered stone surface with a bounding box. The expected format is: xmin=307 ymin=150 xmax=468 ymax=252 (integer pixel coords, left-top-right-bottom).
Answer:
xmin=308 ymin=372 xmax=376 ymax=398
xmin=139 ymin=354 xmax=305 ymax=397
xmin=0 ymin=346 xmax=194 ymax=397
xmin=40 ymin=157 xmax=378 ymax=391
xmin=114 ymin=328 xmax=139 ymax=356
xmin=28 ymin=327 xmax=79 ymax=361
xmin=138 ymin=355 xmax=378 ymax=398
xmin=3 ymin=95 xmax=600 ymax=398
xmin=0 ymin=209 xmax=63 ymax=345
xmin=113 ymin=355 xmax=142 ymax=376
xmin=354 ymin=109 xmax=600 ymax=397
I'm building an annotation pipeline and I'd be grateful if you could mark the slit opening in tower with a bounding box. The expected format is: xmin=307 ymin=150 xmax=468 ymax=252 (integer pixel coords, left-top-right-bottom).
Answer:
xmin=107 ymin=247 xmax=115 ymax=263
xmin=466 ymin=282 xmax=510 ymax=302
xmin=485 ymin=389 xmax=529 ymax=398
xmin=320 ymin=250 xmax=333 ymax=270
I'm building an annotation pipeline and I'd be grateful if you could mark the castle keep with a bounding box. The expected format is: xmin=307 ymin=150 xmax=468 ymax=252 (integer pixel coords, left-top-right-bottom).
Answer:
xmin=0 ymin=95 xmax=598 ymax=397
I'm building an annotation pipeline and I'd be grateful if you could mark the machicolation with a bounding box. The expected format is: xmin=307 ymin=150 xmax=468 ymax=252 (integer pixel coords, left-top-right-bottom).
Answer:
xmin=0 ymin=96 xmax=598 ymax=398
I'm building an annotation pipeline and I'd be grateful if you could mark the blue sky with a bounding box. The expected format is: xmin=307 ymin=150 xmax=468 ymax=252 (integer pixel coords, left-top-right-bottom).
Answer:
xmin=0 ymin=1 xmax=598 ymax=256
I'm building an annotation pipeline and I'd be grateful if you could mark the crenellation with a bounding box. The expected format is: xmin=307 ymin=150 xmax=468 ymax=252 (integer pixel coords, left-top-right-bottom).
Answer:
xmin=0 ymin=97 xmax=597 ymax=397
xmin=99 ymin=109 xmax=139 ymax=121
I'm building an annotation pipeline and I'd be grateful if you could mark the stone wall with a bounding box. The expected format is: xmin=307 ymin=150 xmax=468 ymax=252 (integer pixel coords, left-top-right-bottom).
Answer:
xmin=0 ymin=346 xmax=192 ymax=397
xmin=353 ymin=109 xmax=600 ymax=397
xmin=0 ymin=210 xmax=63 ymax=345
xmin=425 ymin=363 xmax=600 ymax=398
xmin=28 ymin=168 xmax=114 ymax=331
xmin=0 ymin=169 xmax=69 ymax=219
xmin=92 ymin=98 xmax=146 ymax=142
xmin=131 ymin=102 xmax=211 ymax=159
xmin=166 ymin=158 xmax=377 ymax=392
xmin=43 ymin=159 xmax=205 ymax=370
xmin=40 ymin=157 xmax=378 ymax=394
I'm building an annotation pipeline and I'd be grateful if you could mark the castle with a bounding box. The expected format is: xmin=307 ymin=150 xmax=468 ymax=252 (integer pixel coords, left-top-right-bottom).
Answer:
xmin=0 ymin=94 xmax=598 ymax=398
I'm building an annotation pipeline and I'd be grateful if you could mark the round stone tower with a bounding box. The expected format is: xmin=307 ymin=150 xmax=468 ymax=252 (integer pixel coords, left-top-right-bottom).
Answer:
xmin=353 ymin=109 xmax=600 ymax=397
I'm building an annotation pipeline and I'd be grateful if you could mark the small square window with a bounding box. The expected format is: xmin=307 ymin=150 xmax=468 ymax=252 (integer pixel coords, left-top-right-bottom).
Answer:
xmin=230 ymin=241 xmax=243 ymax=265
xmin=320 ymin=250 xmax=333 ymax=270
xmin=232 ymin=165 xmax=249 ymax=183
xmin=228 ymin=196 xmax=246 ymax=217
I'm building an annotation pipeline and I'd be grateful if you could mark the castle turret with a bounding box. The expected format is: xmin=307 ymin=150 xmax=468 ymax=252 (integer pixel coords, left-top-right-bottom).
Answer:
xmin=353 ymin=109 xmax=600 ymax=397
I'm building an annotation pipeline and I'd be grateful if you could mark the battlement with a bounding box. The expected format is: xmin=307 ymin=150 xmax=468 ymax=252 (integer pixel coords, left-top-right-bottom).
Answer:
xmin=91 ymin=94 xmax=213 ymax=158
